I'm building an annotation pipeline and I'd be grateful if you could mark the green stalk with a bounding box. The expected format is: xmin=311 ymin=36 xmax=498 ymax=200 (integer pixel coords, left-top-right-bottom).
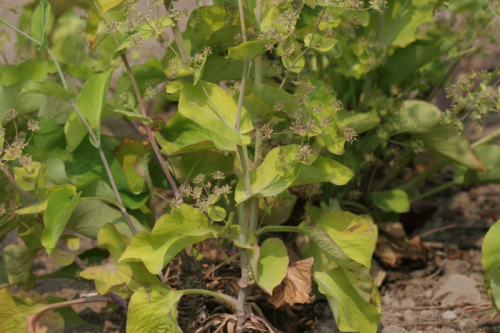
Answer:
xmin=399 ymin=160 xmax=448 ymax=192
xmin=410 ymin=180 xmax=455 ymax=202
xmin=471 ymin=127 xmax=500 ymax=148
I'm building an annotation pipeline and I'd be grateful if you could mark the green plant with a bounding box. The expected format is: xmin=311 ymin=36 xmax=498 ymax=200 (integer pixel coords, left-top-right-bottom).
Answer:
xmin=1 ymin=0 xmax=500 ymax=332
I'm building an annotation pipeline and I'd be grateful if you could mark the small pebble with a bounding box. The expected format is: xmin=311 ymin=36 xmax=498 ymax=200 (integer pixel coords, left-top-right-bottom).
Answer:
xmin=400 ymin=298 xmax=415 ymax=308
xmin=441 ymin=310 xmax=457 ymax=320
xmin=419 ymin=309 xmax=440 ymax=321
xmin=403 ymin=309 xmax=417 ymax=323
xmin=453 ymin=307 xmax=464 ymax=316
xmin=459 ymin=319 xmax=478 ymax=333
xmin=381 ymin=325 xmax=405 ymax=333
xmin=394 ymin=312 xmax=403 ymax=318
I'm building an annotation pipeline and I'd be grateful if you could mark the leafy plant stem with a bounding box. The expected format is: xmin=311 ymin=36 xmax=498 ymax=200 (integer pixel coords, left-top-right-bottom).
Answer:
xmin=68 ymin=101 xmax=137 ymax=234
xmin=90 ymin=0 xmax=181 ymax=199
xmin=0 ymin=18 xmax=41 ymax=46
xmin=471 ymin=126 xmax=500 ymax=148
xmin=254 ymin=121 xmax=263 ymax=167
xmin=254 ymin=0 xmax=264 ymax=86
xmin=279 ymin=6 xmax=326 ymax=90
xmin=358 ymin=71 xmax=374 ymax=112
xmin=373 ymin=151 xmax=415 ymax=192
xmin=426 ymin=34 xmax=476 ymax=102
xmin=410 ymin=180 xmax=455 ymax=202
xmin=182 ymin=289 xmax=238 ymax=307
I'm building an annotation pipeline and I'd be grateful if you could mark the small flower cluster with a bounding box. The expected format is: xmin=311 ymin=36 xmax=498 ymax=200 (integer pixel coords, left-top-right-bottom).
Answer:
xmin=444 ymin=70 xmax=495 ymax=132
xmin=171 ymin=171 xmax=232 ymax=213
xmin=343 ymin=128 xmax=357 ymax=144
xmin=166 ymin=8 xmax=189 ymax=24
xmin=143 ymin=86 xmax=157 ymax=101
xmin=369 ymin=0 xmax=388 ymax=12
xmin=0 ymin=109 xmax=40 ymax=170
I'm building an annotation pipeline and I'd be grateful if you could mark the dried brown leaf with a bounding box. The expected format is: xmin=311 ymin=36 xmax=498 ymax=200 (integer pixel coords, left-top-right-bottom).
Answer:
xmin=196 ymin=239 xmax=229 ymax=265
xmin=269 ymin=257 xmax=315 ymax=308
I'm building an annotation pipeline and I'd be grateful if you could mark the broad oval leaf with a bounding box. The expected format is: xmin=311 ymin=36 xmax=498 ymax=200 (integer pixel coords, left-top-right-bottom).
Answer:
xmin=302 ymin=211 xmax=377 ymax=304
xmin=3 ymin=245 xmax=40 ymax=291
xmin=304 ymin=33 xmax=338 ymax=53
xmin=41 ymin=187 xmax=81 ymax=255
xmin=80 ymin=223 xmax=164 ymax=294
xmin=370 ymin=189 xmax=410 ymax=213
xmin=179 ymin=81 xmax=254 ymax=147
xmin=20 ymin=81 xmax=76 ymax=100
xmin=69 ymin=70 xmax=113 ymax=150
xmin=119 ymin=204 xmax=219 ymax=274
xmin=127 ymin=286 xmax=183 ymax=333
xmin=31 ymin=0 xmax=51 ymax=50
xmin=227 ymin=40 xmax=268 ymax=61
xmin=314 ymin=268 xmax=381 ymax=333
xmin=253 ymin=238 xmax=289 ymax=295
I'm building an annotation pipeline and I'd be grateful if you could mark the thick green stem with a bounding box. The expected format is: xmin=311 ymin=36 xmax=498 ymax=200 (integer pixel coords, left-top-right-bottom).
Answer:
xmin=411 ymin=181 xmax=455 ymax=202
xmin=172 ymin=25 xmax=189 ymax=63
xmin=255 ymin=225 xmax=301 ymax=236
xmin=181 ymin=289 xmax=238 ymax=307
xmin=235 ymin=61 xmax=251 ymax=131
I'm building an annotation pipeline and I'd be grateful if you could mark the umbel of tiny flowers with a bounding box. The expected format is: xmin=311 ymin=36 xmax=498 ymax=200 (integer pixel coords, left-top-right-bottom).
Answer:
xmin=171 ymin=171 xmax=232 ymax=212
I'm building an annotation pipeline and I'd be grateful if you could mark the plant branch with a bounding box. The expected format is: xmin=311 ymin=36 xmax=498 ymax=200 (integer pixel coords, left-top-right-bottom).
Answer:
xmin=399 ymin=160 xmax=448 ymax=192
xmin=90 ymin=0 xmax=181 ymax=199
xmin=471 ymin=126 xmax=500 ymax=148
xmin=68 ymin=101 xmax=138 ymax=234
xmin=204 ymin=253 xmax=240 ymax=277
xmin=279 ymin=6 xmax=326 ymax=89
xmin=181 ymin=289 xmax=238 ymax=307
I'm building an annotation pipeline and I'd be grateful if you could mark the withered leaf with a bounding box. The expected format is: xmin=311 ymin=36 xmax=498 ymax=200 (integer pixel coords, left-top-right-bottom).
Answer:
xmin=269 ymin=257 xmax=315 ymax=308
xmin=196 ymin=238 xmax=229 ymax=265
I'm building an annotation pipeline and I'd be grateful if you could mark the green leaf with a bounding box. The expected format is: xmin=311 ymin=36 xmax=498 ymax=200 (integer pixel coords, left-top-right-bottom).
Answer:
xmin=179 ymin=81 xmax=254 ymax=147
xmin=292 ymin=158 xmax=354 ymax=187
xmin=66 ymin=199 xmax=146 ymax=240
xmin=370 ymin=189 xmax=410 ymax=213
xmin=338 ymin=109 xmax=380 ymax=134
xmin=253 ymin=238 xmax=289 ymax=295
xmin=208 ymin=206 xmax=226 ymax=222
xmin=301 ymin=211 xmax=377 ymax=304
xmin=3 ymin=245 xmax=40 ymax=291
xmin=387 ymin=100 xmax=441 ymax=135
xmin=243 ymin=83 xmax=300 ymax=122
xmin=388 ymin=101 xmax=486 ymax=172
xmin=482 ymin=219 xmax=500 ymax=315
xmin=20 ymin=80 xmax=76 ymax=100
xmin=0 ymin=81 xmax=44 ymax=125
xmin=70 ymin=70 xmax=113 ymax=150
xmin=80 ymin=223 xmax=163 ymax=294
xmin=367 ymin=0 xmax=438 ymax=47
xmin=463 ymin=145 xmax=500 ymax=184
xmin=304 ymin=33 xmax=338 ymax=52
xmin=112 ymin=16 xmax=173 ymax=59
xmin=31 ymin=0 xmax=51 ymax=50
xmin=227 ymin=40 xmax=268 ymax=61
xmin=120 ymin=204 xmax=219 ymax=274
xmin=41 ymin=187 xmax=81 ymax=255
xmin=235 ymin=145 xmax=353 ymax=204
xmin=18 ymin=220 xmax=44 ymax=248
xmin=156 ymin=112 xmax=235 ymax=154
xmin=314 ymin=268 xmax=381 ymax=333
xmin=127 ymin=286 xmax=183 ymax=333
